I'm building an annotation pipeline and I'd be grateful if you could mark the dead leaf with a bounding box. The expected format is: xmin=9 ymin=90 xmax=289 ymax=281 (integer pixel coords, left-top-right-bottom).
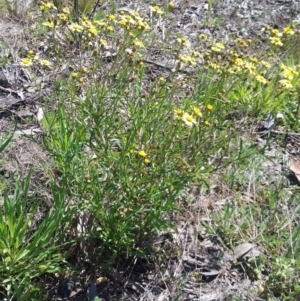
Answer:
xmin=96 ymin=277 xmax=107 ymax=284
xmin=36 ymin=106 xmax=44 ymax=123
xmin=14 ymin=128 xmax=41 ymax=137
xmin=233 ymin=243 xmax=254 ymax=260
xmin=202 ymin=198 xmax=212 ymax=209
xmin=289 ymin=155 xmax=300 ymax=182
xmin=243 ymin=248 xmax=261 ymax=259
xmin=199 ymin=269 xmax=220 ymax=276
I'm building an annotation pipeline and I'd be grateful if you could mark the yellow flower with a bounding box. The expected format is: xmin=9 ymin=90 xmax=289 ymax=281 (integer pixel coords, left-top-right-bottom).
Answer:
xmin=83 ymin=42 xmax=91 ymax=49
xmin=42 ymin=20 xmax=55 ymax=28
xmin=179 ymin=54 xmax=196 ymax=66
xmin=279 ymin=79 xmax=293 ymax=89
xmin=269 ymin=36 xmax=283 ymax=46
xmin=182 ymin=113 xmax=196 ymax=127
xmin=207 ymin=62 xmax=219 ymax=69
xmin=138 ymin=150 xmax=147 ymax=157
xmin=58 ymin=13 xmax=68 ymax=21
xmin=265 ymin=25 xmax=271 ymax=31
xmin=40 ymin=5 xmax=46 ymax=12
xmin=199 ymin=33 xmax=208 ymax=40
xmin=144 ymin=158 xmax=151 ymax=164
xmin=106 ymin=25 xmax=114 ymax=32
xmin=100 ymin=39 xmax=107 ymax=46
xmin=39 ymin=59 xmax=51 ymax=68
xmin=236 ymin=37 xmax=249 ymax=46
xmin=133 ymin=39 xmax=145 ymax=47
xmin=190 ymin=50 xmax=202 ymax=58
xmin=78 ymin=77 xmax=84 ymax=83
xmin=174 ymin=109 xmax=184 ymax=119
xmin=108 ymin=14 xmax=115 ymax=21
xmin=69 ymin=23 xmax=84 ymax=32
xmin=261 ymin=61 xmax=270 ymax=68
xmin=93 ymin=20 xmax=106 ymax=26
xmin=168 ymin=2 xmax=175 ymax=8
xmin=233 ymin=57 xmax=245 ymax=66
xmin=71 ymin=72 xmax=78 ymax=78
xmin=191 ymin=106 xmax=202 ymax=116
xmin=206 ymin=104 xmax=213 ymax=111
xmin=88 ymin=27 xmax=98 ymax=35
xmin=42 ymin=1 xmax=57 ymax=9
xmin=232 ymin=65 xmax=242 ymax=72
xmin=158 ymin=77 xmax=166 ymax=84
xmin=20 ymin=58 xmax=33 ymax=67
xmin=211 ymin=42 xmax=225 ymax=52
xmin=149 ymin=5 xmax=164 ymax=15
xmin=204 ymin=121 xmax=210 ymax=126
xmin=82 ymin=19 xmax=92 ymax=27
xmin=177 ymin=37 xmax=189 ymax=46
xmin=255 ymin=75 xmax=268 ymax=84
xmin=118 ymin=16 xmax=128 ymax=27
xmin=123 ymin=15 xmax=136 ymax=26
xmin=141 ymin=21 xmax=150 ymax=31
xmin=227 ymin=67 xmax=235 ymax=74
xmin=131 ymin=11 xmax=140 ymax=18
xmin=27 ymin=50 xmax=37 ymax=60
xmin=244 ymin=62 xmax=256 ymax=74
xmin=284 ymin=26 xmax=294 ymax=35
xmin=271 ymin=29 xmax=283 ymax=37
xmin=280 ymin=64 xmax=298 ymax=80
xmin=62 ymin=7 xmax=70 ymax=14
xmin=249 ymin=56 xmax=258 ymax=63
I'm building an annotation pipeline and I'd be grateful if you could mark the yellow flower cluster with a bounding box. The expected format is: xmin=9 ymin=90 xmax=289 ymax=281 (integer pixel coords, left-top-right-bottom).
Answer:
xmin=39 ymin=1 xmax=152 ymax=55
xmin=178 ymin=48 xmax=202 ymax=68
xmin=174 ymin=105 xmax=213 ymax=127
xmin=221 ymin=51 xmax=269 ymax=84
xmin=177 ymin=37 xmax=190 ymax=47
xmin=266 ymin=25 xmax=295 ymax=47
xmin=39 ymin=0 xmax=57 ymax=12
xmin=118 ymin=11 xmax=150 ymax=31
xmin=149 ymin=5 xmax=164 ymax=15
xmin=235 ymin=38 xmax=252 ymax=47
xmin=279 ymin=64 xmax=298 ymax=90
xmin=211 ymin=42 xmax=225 ymax=52
xmin=269 ymin=36 xmax=283 ymax=47
xmin=129 ymin=149 xmax=151 ymax=164
xmin=178 ymin=54 xmax=196 ymax=67
xmin=20 ymin=51 xmax=51 ymax=68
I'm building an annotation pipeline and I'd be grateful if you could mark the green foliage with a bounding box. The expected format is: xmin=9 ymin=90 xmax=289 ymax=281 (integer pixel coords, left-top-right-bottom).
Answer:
xmin=0 ymin=131 xmax=13 ymax=153
xmin=0 ymin=174 xmax=71 ymax=298
xmin=207 ymin=154 xmax=300 ymax=300
xmin=36 ymin=3 xmax=246 ymax=263
xmin=42 ymin=75 xmax=229 ymax=261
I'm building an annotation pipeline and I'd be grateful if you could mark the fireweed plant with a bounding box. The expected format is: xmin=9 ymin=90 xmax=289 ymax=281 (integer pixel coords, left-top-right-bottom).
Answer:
xmin=1 ymin=0 xmax=299 ymax=299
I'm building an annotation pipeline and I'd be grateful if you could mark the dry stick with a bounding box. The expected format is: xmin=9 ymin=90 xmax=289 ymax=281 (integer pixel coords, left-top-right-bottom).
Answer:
xmin=143 ymin=58 xmax=174 ymax=72
xmin=257 ymin=130 xmax=300 ymax=137
xmin=73 ymin=0 xmax=79 ymax=22
xmin=88 ymin=0 xmax=102 ymax=19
